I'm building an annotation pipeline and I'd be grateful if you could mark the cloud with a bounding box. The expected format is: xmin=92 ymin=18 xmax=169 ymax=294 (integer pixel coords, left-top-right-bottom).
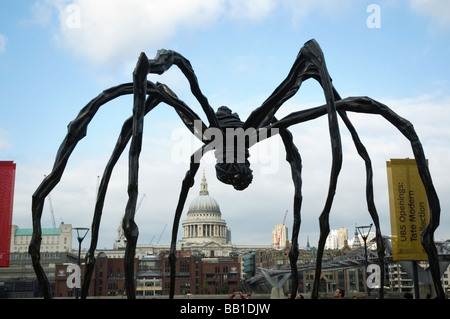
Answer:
xmin=50 ymin=0 xmax=224 ymax=66
xmin=35 ymin=0 xmax=356 ymax=68
xmin=29 ymin=0 xmax=449 ymax=73
xmin=409 ymin=0 xmax=450 ymax=31
xmin=225 ymin=0 xmax=277 ymax=22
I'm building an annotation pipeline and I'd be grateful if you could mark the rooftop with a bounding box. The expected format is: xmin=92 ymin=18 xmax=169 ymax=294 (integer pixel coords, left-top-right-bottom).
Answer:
xmin=15 ymin=227 xmax=61 ymax=236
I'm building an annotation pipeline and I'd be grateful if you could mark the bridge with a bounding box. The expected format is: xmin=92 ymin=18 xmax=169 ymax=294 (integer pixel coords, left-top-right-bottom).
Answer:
xmin=245 ymin=238 xmax=450 ymax=291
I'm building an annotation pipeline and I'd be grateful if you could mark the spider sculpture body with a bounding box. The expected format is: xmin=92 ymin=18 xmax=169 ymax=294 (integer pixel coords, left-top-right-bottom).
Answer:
xmin=29 ymin=39 xmax=445 ymax=299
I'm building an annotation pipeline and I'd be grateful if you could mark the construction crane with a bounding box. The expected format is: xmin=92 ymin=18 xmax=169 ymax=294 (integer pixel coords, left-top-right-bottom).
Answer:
xmin=96 ymin=175 xmax=100 ymax=196
xmin=157 ymin=224 xmax=168 ymax=244
xmin=47 ymin=194 xmax=56 ymax=229
xmin=275 ymin=210 xmax=288 ymax=250
xmin=150 ymin=223 xmax=168 ymax=244
xmin=136 ymin=193 xmax=146 ymax=211
xmin=44 ymin=174 xmax=62 ymax=228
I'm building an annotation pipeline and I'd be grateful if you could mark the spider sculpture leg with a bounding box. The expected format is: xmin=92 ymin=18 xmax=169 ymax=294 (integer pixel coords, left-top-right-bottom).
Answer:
xmin=121 ymin=53 xmax=149 ymax=298
xmin=81 ymin=92 xmax=167 ymax=298
xmin=168 ymin=145 xmax=215 ymax=298
xmin=149 ymin=49 xmax=220 ymax=129
xmin=245 ymin=39 xmax=342 ymax=299
xmin=30 ymin=76 xmax=208 ymax=298
xmin=278 ymin=128 xmax=303 ymax=299
xmin=147 ymin=49 xmax=227 ymax=298
xmin=340 ymin=97 xmax=444 ymax=299
xmin=272 ymin=96 xmax=445 ymax=299
xmin=337 ymin=109 xmax=386 ymax=298
xmin=260 ymin=108 xmax=387 ymax=299
xmin=247 ymin=39 xmax=388 ymax=298
xmin=29 ymin=82 xmax=136 ymax=299
xmin=82 ymin=55 xmax=210 ymax=297
xmin=168 ymin=162 xmax=200 ymax=298
xmin=82 ymin=110 xmax=136 ymax=298
xmin=124 ymin=51 xmax=219 ymax=298
xmin=81 ymin=83 xmax=208 ymax=298
xmin=321 ymin=88 xmax=387 ymax=298
xmin=331 ymin=88 xmax=386 ymax=298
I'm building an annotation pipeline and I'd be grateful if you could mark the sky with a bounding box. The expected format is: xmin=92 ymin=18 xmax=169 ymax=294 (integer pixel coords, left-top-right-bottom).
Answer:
xmin=1 ymin=0 xmax=450 ymax=251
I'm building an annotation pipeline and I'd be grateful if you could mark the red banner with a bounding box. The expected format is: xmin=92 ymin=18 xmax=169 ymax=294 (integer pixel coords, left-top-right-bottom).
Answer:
xmin=0 ymin=161 xmax=16 ymax=267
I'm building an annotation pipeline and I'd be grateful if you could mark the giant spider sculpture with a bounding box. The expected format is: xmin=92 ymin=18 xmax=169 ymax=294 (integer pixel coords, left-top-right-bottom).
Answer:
xmin=29 ymin=39 xmax=445 ymax=299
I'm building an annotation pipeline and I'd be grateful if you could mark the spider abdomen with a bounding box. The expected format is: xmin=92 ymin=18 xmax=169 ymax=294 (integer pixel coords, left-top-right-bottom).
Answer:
xmin=214 ymin=106 xmax=253 ymax=190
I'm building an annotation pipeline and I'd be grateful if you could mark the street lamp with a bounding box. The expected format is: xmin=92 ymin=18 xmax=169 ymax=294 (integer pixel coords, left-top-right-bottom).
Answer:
xmin=74 ymin=227 xmax=89 ymax=299
xmin=356 ymin=223 xmax=373 ymax=296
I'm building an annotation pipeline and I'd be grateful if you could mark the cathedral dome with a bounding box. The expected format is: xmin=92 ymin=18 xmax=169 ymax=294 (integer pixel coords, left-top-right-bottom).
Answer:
xmin=187 ymin=172 xmax=221 ymax=215
xmin=188 ymin=195 xmax=221 ymax=214
xmin=182 ymin=171 xmax=231 ymax=246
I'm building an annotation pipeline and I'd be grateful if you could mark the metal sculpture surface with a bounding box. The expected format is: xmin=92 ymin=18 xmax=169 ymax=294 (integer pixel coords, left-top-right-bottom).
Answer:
xmin=29 ymin=39 xmax=445 ymax=299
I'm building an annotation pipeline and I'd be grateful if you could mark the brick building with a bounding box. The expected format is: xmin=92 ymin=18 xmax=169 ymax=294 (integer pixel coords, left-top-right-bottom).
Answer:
xmin=160 ymin=250 xmax=241 ymax=296
xmin=200 ymin=256 xmax=240 ymax=295
xmin=54 ymin=250 xmax=240 ymax=297
xmin=54 ymin=252 xmax=138 ymax=297
xmin=160 ymin=251 xmax=199 ymax=295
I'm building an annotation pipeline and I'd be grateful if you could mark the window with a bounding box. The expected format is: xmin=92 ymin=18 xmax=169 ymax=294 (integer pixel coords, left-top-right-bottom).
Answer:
xmin=180 ymin=260 xmax=190 ymax=272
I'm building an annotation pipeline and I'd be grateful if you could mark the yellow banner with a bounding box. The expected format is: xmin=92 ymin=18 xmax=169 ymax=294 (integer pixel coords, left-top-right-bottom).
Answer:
xmin=386 ymin=159 xmax=429 ymax=261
